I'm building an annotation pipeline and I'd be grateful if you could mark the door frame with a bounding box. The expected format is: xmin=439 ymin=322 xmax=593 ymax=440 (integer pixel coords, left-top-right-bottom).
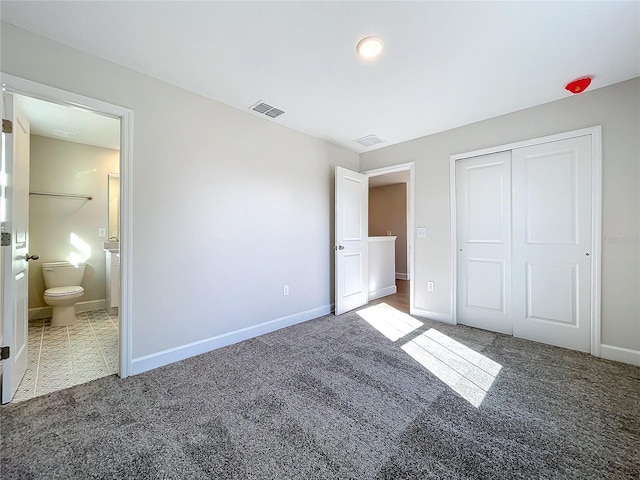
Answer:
xmin=449 ymin=126 xmax=602 ymax=356
xmin=362 ymin=162 xmax=415 ymax=314
xmin=1 ymin=73 xmax=134 ymax=377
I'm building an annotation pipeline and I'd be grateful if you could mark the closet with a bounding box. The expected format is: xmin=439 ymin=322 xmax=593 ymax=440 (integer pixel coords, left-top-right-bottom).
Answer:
xmin=455 ymin=132 xmax=597 ymax=353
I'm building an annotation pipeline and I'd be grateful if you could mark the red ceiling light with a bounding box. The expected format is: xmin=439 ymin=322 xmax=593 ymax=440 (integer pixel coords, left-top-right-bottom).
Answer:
xmin=565 ymin=77 xmax=592 ymax=94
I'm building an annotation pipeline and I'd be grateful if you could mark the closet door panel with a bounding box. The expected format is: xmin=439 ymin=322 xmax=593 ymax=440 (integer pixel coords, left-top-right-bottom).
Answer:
xmin=456 ymin=151 xmax=512 ymax=335
xmin=511 ymin=135 xmax=592 ymax=352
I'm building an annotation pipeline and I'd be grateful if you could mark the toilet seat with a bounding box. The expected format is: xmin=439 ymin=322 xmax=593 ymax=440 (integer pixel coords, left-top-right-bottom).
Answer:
xmin=44 ymin=286 xmax=84 ymax=297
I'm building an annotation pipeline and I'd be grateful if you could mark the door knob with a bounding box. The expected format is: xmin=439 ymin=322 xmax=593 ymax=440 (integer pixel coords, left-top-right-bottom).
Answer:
xmin=334 ymin=245 xmax=345 ymax=251
xmin=25 ymin=253 xmax=39 ymax=261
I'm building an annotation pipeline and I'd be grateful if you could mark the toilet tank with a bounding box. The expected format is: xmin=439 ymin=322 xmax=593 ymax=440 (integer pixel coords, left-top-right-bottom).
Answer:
xmin=42 ymin=261 xmax=86 ymax=288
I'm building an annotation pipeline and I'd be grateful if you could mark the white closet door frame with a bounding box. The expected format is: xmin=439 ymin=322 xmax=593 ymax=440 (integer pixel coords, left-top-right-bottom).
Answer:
xmin=449 ymin=126 xmax=602 ymax=356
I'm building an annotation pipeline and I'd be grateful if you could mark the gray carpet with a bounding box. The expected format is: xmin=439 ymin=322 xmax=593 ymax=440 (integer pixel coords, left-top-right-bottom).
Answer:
xmin=1 ymin=307 xmax=639 ymax=479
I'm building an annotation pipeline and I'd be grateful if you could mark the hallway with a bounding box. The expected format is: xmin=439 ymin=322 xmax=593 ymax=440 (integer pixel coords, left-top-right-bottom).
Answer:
xmin=369 ymin=279 xmax=409 ymax=313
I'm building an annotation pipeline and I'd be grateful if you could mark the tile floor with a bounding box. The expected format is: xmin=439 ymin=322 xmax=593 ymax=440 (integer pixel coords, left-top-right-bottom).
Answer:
xmin=12 ymin=309 xmax=119 ymax=403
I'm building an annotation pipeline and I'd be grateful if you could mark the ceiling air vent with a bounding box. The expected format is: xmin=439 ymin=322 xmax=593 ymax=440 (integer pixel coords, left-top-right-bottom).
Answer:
xmin=265 ymin=108 xmax=284 ymax=118
xmin=53 ymin=128 xmax=79 ymax=140
xmin=353 ymin=134 xmax=384 ymax=147
xmin=250 ymin=101 xmax=285 ymax=119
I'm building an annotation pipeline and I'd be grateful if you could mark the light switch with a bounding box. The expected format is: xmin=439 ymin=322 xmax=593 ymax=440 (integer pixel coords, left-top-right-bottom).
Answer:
xmin=417 ymin=227 xmax=427 ymax=238
xmin=98 ymin=228 xmax=106 ymax=238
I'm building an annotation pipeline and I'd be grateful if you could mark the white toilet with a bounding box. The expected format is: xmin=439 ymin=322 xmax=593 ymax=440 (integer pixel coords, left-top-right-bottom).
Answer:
xmin=42 ymin=261 xmax=86 ymax=327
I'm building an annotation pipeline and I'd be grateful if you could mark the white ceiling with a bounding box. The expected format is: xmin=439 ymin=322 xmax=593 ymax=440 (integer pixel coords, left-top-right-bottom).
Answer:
xmin=15 ymin=95 xmax=120 ymax=151
xmin=2 ymin=1 xmax=639 ymax=153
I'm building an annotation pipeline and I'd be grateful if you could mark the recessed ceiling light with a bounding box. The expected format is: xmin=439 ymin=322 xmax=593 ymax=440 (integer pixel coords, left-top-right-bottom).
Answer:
xmin=356 ymin=36 xmax=384 ymax=59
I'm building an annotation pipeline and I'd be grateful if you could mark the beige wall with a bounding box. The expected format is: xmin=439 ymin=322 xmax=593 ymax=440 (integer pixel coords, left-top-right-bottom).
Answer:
xmin=1 ymin=23 xmax=359 ymax=363
xmin=28 ymin=135 xmax=119 ymax=308
xmin=361 ymin=77 xmax=640 ymax=353
xmin=369 ymin=183 xmax=407 ymax=275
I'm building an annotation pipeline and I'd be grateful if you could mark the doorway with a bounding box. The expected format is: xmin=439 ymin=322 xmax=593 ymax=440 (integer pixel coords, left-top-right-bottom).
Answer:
xmin=1 ymin=73 xmax=133 ymax=404
xmin=333 ymin=162 xmax=414 ymax=316
xmin=451 ymin=127 xmax=602 ymax=354
xmin=366 ymin=163 xmax=414 ymax=314
xmin=15 ymin=94 xmax=120 ymax=402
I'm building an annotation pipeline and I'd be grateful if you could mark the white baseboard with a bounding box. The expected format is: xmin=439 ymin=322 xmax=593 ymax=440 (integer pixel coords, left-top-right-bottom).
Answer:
xmin=368 ymin=285 xmax=397 ymax=301
xmin=410 ymin=307 xmax=454 ymax=325
xmin=395 ymin=273 xmax=409 ymax=280
xmin=131 ymin=304 xmax=332 ymax=376
xmin=28 ymin=299 xmax=107 ymax=320
xmin=600 ymin=344 xmax=640 ymax=367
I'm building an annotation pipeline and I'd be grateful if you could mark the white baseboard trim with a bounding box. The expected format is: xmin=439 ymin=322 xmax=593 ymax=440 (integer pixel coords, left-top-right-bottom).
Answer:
xmin=600 ymin=344 xmax=640 ymax=367
xmin=131 ymin=304 xmax=332 ymax=376
xmin=368 ymin=285 xmax=397 ymax=301
xmin=410 ymin=307 xmax=454 ymax=325
xmin=395 ymin=273 xmax=409 ymax=280
xmin=28 ymin=299 xmax=107 ymax=320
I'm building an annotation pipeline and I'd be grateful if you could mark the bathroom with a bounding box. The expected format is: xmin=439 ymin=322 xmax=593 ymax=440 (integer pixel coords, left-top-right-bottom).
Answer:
xmin=11 ymin=94 xmax=121 ymax=402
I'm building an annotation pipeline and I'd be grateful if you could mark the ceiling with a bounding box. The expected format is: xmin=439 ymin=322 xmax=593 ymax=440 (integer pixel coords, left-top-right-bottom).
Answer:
xmin=2 ymin=1 xmax=639 ymax=153
xmin=369 ymin=171 xmax=410 ymax=188
xmin=15 ymin=95 xmax=120 ymax=151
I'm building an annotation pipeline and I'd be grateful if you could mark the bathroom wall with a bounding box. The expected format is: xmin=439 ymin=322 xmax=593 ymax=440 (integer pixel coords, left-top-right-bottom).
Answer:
xmin=108 ymin=174 xmax=120 ymax=240
xmin=28 ymin=135 xmax=119 ymax=311
xmin=369 ymin=183 xmax=408 ymax=277
xmin=361 ymin=77 xmax=640 ymax=362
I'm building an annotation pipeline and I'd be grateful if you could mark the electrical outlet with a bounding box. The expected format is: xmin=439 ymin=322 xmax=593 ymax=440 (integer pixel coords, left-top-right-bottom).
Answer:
xmin=386 ymin=230 xmax=392 ymax=236
xmin=427 ymin=281 xmax=434 ymax=292
xmin=98 ymin=228 xmax=106 ymax=238
xmin=417 ymin=227 xmax=427 ymax=238
xmin=283 ymin=285 xmax=289 ymax=296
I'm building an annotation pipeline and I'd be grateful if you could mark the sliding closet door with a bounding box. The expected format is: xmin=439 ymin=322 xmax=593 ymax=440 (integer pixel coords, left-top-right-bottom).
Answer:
xmin=456 ymin=152 xmax=512 ymax=334
xmin=511 ymin=136 xmax=593 ymax=352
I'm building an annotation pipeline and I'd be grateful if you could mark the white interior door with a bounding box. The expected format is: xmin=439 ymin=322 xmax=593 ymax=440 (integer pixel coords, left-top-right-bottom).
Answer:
xmin=456 ymin=152 xmax=512 ymax=334
xmin=2 ymin=93 xmax=31 ymax=404
xmin=335 ymin=166 xmax=368 ymax=315
xmin=511 ymin=136 xmax=593 ymax=352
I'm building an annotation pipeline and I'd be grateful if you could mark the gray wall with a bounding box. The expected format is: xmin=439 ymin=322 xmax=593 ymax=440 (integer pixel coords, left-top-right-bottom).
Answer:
xmin=1 ymin=23 xmax=359 ymax=362
xmin=3 ymin=20 xmax=638 ymax=366
xmin=361 ymin=77 xmax=640 ymax=352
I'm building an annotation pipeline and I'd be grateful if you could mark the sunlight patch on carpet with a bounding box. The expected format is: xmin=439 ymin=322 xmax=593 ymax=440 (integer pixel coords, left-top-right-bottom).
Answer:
xmin=356 ymin=303 xmax=423 ymax=341
xmin=357 ymin=303 xmax=501 ymax=408
xmin=402 ymin=328 xmax=502 ymax=408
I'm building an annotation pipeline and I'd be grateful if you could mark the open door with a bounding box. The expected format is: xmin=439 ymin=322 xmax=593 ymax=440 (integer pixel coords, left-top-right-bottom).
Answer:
xmin=1 ymin=93 xmax=32 ymax=404
xmin=335 ymin=166 xmax=368 ymax=315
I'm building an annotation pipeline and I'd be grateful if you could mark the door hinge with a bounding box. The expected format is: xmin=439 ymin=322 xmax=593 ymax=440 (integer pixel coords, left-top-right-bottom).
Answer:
xmin=1 ymin=232 xmax=10 ymax=247
xmin=2 ymin=119 xmax=12 ymax=134
xmin=0 ymin=346 xmax=9 ymax=360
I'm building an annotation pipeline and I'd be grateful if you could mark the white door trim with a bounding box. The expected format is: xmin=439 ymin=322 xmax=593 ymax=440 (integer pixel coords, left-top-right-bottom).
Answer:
xmin=362 ymin=162 xmax=415 ymax=314
xmin=449 ymin=126 xmax=602 ymax=356
xmin=1 ymin=72 xmax=134 ymax=377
